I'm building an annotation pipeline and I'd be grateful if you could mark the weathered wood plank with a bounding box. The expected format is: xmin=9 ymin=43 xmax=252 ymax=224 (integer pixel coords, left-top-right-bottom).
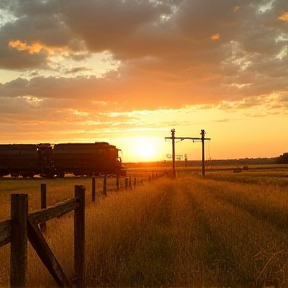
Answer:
xmin=0 ymin=219 xmax=11 ymax=247
xmin=10 ymin=194 xmax=28 ymax=288
xmin=29 ymin=198 xmax=79 ymax=224
xmin=40 ymin=183 xmax=47 ymax=232
xmin=74 ymin=185 xmax=85 ymax=288
xmin=27 ymin=216 xmax=71 ymax=287
xmin=92 ymin=177 xmax=96 ymax=202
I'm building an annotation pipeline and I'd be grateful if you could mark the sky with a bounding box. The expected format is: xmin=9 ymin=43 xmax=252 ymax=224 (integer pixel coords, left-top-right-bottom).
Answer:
xmin=0 ymin=0 xmax=287 ymax=163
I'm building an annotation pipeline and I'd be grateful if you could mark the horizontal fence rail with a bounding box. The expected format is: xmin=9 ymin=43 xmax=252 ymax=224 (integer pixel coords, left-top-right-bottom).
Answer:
xmin=0 ymin=219 xmax=11 ymax=246
xmin=0 ymin=185 xmax=86 ymax=288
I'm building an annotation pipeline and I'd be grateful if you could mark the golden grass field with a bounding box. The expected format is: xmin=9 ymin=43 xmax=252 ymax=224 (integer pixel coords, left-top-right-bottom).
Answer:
xmin=0 ymin=164 xmax=288 ymax=287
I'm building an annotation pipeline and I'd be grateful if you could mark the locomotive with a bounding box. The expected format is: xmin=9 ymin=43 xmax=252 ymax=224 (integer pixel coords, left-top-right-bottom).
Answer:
xmin=0 ymin=142 xmax=126 ymax=178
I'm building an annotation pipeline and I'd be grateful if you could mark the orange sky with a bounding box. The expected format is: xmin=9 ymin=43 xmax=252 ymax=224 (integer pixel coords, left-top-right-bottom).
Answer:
xmin=0 ymin=0 xmax=287 ymax=162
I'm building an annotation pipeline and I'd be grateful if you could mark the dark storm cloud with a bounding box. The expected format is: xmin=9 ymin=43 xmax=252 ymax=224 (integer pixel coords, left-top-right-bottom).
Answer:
xmin=0 ymin=46 xmax=47 ymax=70
xmin=63 ymin=0 xmax=172 ymax=55
xmin=0 ymin=12 xmax=72 ymax=69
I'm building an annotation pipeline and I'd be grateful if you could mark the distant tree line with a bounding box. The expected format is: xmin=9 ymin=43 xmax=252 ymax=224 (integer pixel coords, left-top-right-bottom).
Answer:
xmin=276 ymin=152 xmax=288 ymax=164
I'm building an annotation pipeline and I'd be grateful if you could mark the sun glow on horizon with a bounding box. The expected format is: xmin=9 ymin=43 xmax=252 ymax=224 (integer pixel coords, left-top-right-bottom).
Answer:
xmin=128 ymin=136 xmax=164 ymax=162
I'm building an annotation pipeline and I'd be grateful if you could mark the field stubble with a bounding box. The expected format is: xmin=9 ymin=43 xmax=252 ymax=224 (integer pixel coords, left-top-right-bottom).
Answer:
xmin=1 ymin=168 xmax=288 ymax=287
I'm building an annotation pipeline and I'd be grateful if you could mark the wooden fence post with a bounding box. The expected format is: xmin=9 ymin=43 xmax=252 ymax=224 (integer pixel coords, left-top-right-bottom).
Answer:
xmin=92 ymin=177 xmax=96 ymax=202
xmin=74 ymin=185 xmax=85 ymax=288
xmin=134 ymin=178 xmax=137 ymax=188
xmin=10 ymin=194 xmax=28 ymax=288
xmin=40 ymin=184 xmax=47 ymax=233
xmin=103 ymin=176 xmax=107 ymax=197
xmin=116 ymin=176 xmax=120 ymax=191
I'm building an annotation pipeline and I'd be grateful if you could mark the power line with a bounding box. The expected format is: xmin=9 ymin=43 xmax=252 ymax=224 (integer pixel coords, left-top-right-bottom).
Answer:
xmin=165 ymin=129 xmax=211 ymax=177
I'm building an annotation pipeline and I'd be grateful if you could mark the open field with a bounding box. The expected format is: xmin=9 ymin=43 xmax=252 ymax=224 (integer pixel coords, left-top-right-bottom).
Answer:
xmin=0 ymin=164 xmax=288 ymax=287
xmin=0 ymin=175 xmax=130 ymax=220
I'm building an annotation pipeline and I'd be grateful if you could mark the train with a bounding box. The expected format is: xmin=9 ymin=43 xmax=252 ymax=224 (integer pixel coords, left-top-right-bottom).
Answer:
xmin=0 ymin=142 xmax=126 ymax=178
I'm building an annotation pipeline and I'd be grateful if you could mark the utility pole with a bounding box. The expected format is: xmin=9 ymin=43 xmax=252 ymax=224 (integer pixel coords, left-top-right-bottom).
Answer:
xmin=171 ymin=129 xmax=176 ymax=177
xmin=165 ymin=129 xmax=211 ymax=177
xmin=200 ymin=129 xmax=206 ymax=176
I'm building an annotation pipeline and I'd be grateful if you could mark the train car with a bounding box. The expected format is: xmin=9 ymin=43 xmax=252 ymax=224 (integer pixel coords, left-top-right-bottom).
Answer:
xmin=52 ymin=142 xmax=126 ymax=177
xmin=0 ymin=142 xmax=126 ymax=178
xmin=0 ymin=143 xmax=54 ymax=178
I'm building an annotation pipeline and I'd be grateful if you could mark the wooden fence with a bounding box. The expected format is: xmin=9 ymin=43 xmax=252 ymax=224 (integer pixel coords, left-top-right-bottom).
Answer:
xmin=0 ymin=172 xmax=165 ymax=287
xmin=0 ymin=185 xmax=85 ymax=288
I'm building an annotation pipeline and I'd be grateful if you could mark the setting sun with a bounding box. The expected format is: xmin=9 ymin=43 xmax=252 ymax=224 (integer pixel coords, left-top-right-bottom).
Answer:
xmin=125 ymin=136 xmax=164 ymax=162
xmin=136 ymin=139 xmax=156 ymax=160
